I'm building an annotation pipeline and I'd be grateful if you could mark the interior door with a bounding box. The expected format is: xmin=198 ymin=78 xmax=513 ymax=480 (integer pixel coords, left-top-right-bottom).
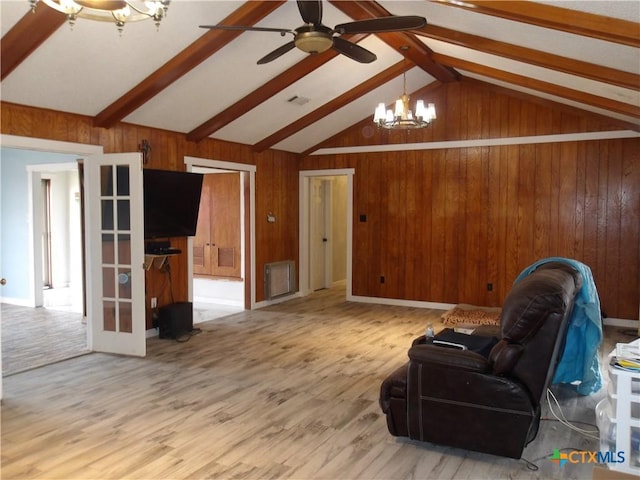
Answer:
xmin=310 ymin=178 xmax=330 ymax=291
xmin=84 ymin=153 xmax=145 ymax=356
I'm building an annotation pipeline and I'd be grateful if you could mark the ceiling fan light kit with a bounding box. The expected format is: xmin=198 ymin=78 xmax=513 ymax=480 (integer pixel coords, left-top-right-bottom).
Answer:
xmin=29 ymin=0 xmax=170 ymax=32
xmin=200 ymin=0 xmax=426 ymax=65
xmin=294 ymin=28 xmax=334 ymax=54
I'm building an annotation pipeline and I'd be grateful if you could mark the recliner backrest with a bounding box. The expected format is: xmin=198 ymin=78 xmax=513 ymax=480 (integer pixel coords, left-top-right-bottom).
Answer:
xmin=489 ymin=262 xmax=582 ymax=402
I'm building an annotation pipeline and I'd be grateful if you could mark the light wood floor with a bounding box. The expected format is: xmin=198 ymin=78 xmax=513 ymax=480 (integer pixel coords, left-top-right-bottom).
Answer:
xmin=1 ymin=304 xmax=88 ymax=376
xmin=0 ymin=285 xmax=632 ymax=479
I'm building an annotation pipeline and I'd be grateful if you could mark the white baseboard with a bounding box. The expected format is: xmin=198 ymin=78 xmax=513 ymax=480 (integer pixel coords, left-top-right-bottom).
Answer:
xmin=0 ymin=296 xmax=35 ymax=307
xmin=344 ymin=295 xmax=639 ymax=329
xmin=146 ymin=328 xmax=158 ymax=339
xmin=603 ymin=317 xmax=638 ymax=329
xmin=347 ymin=294 xmax=454 ymax=312
xmin=193 ymin=296 xmax=244 ymax=308
xmin=254 ymin=291 xmax=303 ymax=309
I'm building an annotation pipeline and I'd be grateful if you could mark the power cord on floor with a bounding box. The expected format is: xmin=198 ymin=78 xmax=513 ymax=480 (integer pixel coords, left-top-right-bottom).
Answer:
xmin=164 ymin=262 xmax=175 ymax=304
xmin=521 ymin=447 xmax=586 ymax=471
xmin=545 ymin=388 xmax=600 ymax=440
xmin=520 ymin=389 xmax=600 ymax=471
xmin=520 ymin=457 xmax=539 ymax=471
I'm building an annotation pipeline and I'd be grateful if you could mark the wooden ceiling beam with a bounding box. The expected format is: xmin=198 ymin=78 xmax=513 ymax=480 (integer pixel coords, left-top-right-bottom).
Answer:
xmin=329 ymin=1 xmax=458 ymax=83
xmin=431 ymin=0 xmax=640 ymax=48
xmin=1 ymin=3 xmax=66 ymax=81
xmin=252 ymin=60 xmax=414 ymax=152
xmin=93 ymin=1 xmax=285 ymax=128
xmin=415 ymin=24 xmax=639 ymax=92
xmin=187 ymin=33 xmax=369 ymax=143
xmin=433 ymin=53 xmax=640 ymax=119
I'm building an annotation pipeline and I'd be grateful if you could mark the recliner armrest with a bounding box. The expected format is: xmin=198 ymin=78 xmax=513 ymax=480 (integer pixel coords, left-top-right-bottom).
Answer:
xmin=408 ymin=344 xmax=491 ymax=373
xmin=380 ymin=364 xmax=408 ymax=413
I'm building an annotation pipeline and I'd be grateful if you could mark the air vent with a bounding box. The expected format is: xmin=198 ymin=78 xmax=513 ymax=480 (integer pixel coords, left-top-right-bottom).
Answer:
xmin=287 ymin=95 xmax=310 ymax=106
xmin=265 ymin=260 xmax=296 ymax=300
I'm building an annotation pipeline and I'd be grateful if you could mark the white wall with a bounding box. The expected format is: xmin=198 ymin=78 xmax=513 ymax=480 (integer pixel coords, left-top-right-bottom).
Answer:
xmin=0 ymin=148 xmax=79 ymax=305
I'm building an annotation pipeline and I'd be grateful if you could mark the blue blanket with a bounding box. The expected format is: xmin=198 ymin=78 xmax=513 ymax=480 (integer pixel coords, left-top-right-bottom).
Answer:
xmin=515 ymin=257 xmax=602 ymax=395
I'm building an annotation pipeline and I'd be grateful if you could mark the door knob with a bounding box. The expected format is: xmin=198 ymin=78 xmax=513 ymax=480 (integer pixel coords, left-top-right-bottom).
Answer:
xmin=0 ymin=278 xmax=6 ymax=285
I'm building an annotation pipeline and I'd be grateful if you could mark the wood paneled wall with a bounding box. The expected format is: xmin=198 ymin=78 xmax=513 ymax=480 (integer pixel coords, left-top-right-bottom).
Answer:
xmin=1 ymin=102 xmax=299 ymax=326
xmin=302 ymin=80 xmax=640 ymax=320
xmin=3 ymin=73 xmax=639 ymax=322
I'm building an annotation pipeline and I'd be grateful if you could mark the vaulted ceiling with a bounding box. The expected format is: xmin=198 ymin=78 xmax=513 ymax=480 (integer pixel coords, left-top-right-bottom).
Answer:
xmin=1 ymin=0 xmax=638 ymax=154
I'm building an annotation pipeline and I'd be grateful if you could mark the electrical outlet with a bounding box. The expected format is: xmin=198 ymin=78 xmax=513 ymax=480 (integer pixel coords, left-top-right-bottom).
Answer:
xmin=151 ymin=297 xmax=157 ymax=308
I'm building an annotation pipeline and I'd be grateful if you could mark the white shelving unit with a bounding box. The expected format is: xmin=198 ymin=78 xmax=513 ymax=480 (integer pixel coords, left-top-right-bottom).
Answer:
xmin=598 ymin=341 xmax=640 ymax=476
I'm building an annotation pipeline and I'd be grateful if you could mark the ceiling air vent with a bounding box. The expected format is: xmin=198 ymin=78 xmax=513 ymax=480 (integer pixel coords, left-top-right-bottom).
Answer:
xmin=287 ymin=95 xmax=310 ymax=106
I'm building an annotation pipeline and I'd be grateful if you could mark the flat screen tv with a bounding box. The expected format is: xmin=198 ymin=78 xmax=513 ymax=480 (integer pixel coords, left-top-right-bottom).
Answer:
xmin=143 ymin=169 xmax=204 ymax=239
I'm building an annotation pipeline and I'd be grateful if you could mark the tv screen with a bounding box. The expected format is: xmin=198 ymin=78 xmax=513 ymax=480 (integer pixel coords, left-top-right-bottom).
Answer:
xmin=143 ymin=169 xmax=204 ymax=239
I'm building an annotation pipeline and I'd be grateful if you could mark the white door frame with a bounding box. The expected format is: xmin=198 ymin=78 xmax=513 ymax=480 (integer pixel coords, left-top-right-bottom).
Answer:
xmin=185 ymin=157 xmax=256 ymax=309
xmin=299 ymin=169 xmax=354 ymax=299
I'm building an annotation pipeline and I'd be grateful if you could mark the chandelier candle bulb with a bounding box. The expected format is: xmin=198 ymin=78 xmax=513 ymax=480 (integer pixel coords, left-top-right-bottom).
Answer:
xmin=427 ymin=103 xmax=436 ymax=120
xmin=394 ymin=98 xmax=405 ymax=118
xmin=385 ymin=109 xmax=394 ymax=123
xmin=374 ymin=103 xmax=387 ymax=123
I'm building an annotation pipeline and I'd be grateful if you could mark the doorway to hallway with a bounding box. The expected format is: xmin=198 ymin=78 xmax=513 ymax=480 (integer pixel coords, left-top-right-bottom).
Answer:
xmin=299 ymin=169 xmax=354 ymax=300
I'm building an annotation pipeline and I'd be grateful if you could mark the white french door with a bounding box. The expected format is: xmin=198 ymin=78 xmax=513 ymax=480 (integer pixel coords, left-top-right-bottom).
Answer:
xmin=84 ymin=153 xmax=146 ymax=356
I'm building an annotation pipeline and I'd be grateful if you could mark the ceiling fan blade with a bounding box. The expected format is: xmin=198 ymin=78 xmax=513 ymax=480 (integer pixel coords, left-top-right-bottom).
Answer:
xmin=334 ymin=15 xmax=426 ymax=34
xmin=257 ymin=41 xmax=296 ymax=65
xmin=297 ymin=0 xmax=322 ymax=26
xmin=332 ymin=36 xmax=376 ymax=63
xmin=199 ymin=25 xmax=292 ymax=35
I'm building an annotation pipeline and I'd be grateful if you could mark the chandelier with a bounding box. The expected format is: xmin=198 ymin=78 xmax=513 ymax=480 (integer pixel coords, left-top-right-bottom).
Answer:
xmin=29 ymin=0 xmax=170 ymax=32
xmin=373 ymin=71 xmax=436 ymax=129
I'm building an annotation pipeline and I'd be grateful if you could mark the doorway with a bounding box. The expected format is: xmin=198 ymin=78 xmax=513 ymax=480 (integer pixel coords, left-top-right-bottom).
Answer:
xmin=0 ymin=137 xmax=102 ymax=389
xmin=185 ymin=157 xmax=256 ymax=318
xmin=299 ymin=169 xmax=354 ymax=299
xmin=192 ymin=169 xmax=244 ymax=323
xmin=3 ymin=160 xmax=87 ymax=375
xmin=31 ymin=165 xmax=84 ymax=313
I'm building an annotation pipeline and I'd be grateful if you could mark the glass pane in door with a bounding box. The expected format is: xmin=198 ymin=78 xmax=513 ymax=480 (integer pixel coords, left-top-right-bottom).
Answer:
xmin=98 ymin=164 xmax=134 ymax=335
xmin=103 ymin=300 xmax=116 ymax=331
xmin=119 ymin=302 xmax=132 ymax=333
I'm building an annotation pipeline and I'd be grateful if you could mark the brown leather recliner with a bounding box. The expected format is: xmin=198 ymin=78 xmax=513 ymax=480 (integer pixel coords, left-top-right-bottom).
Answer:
xmin=379 ymin=262 xmax=583 ymax=458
